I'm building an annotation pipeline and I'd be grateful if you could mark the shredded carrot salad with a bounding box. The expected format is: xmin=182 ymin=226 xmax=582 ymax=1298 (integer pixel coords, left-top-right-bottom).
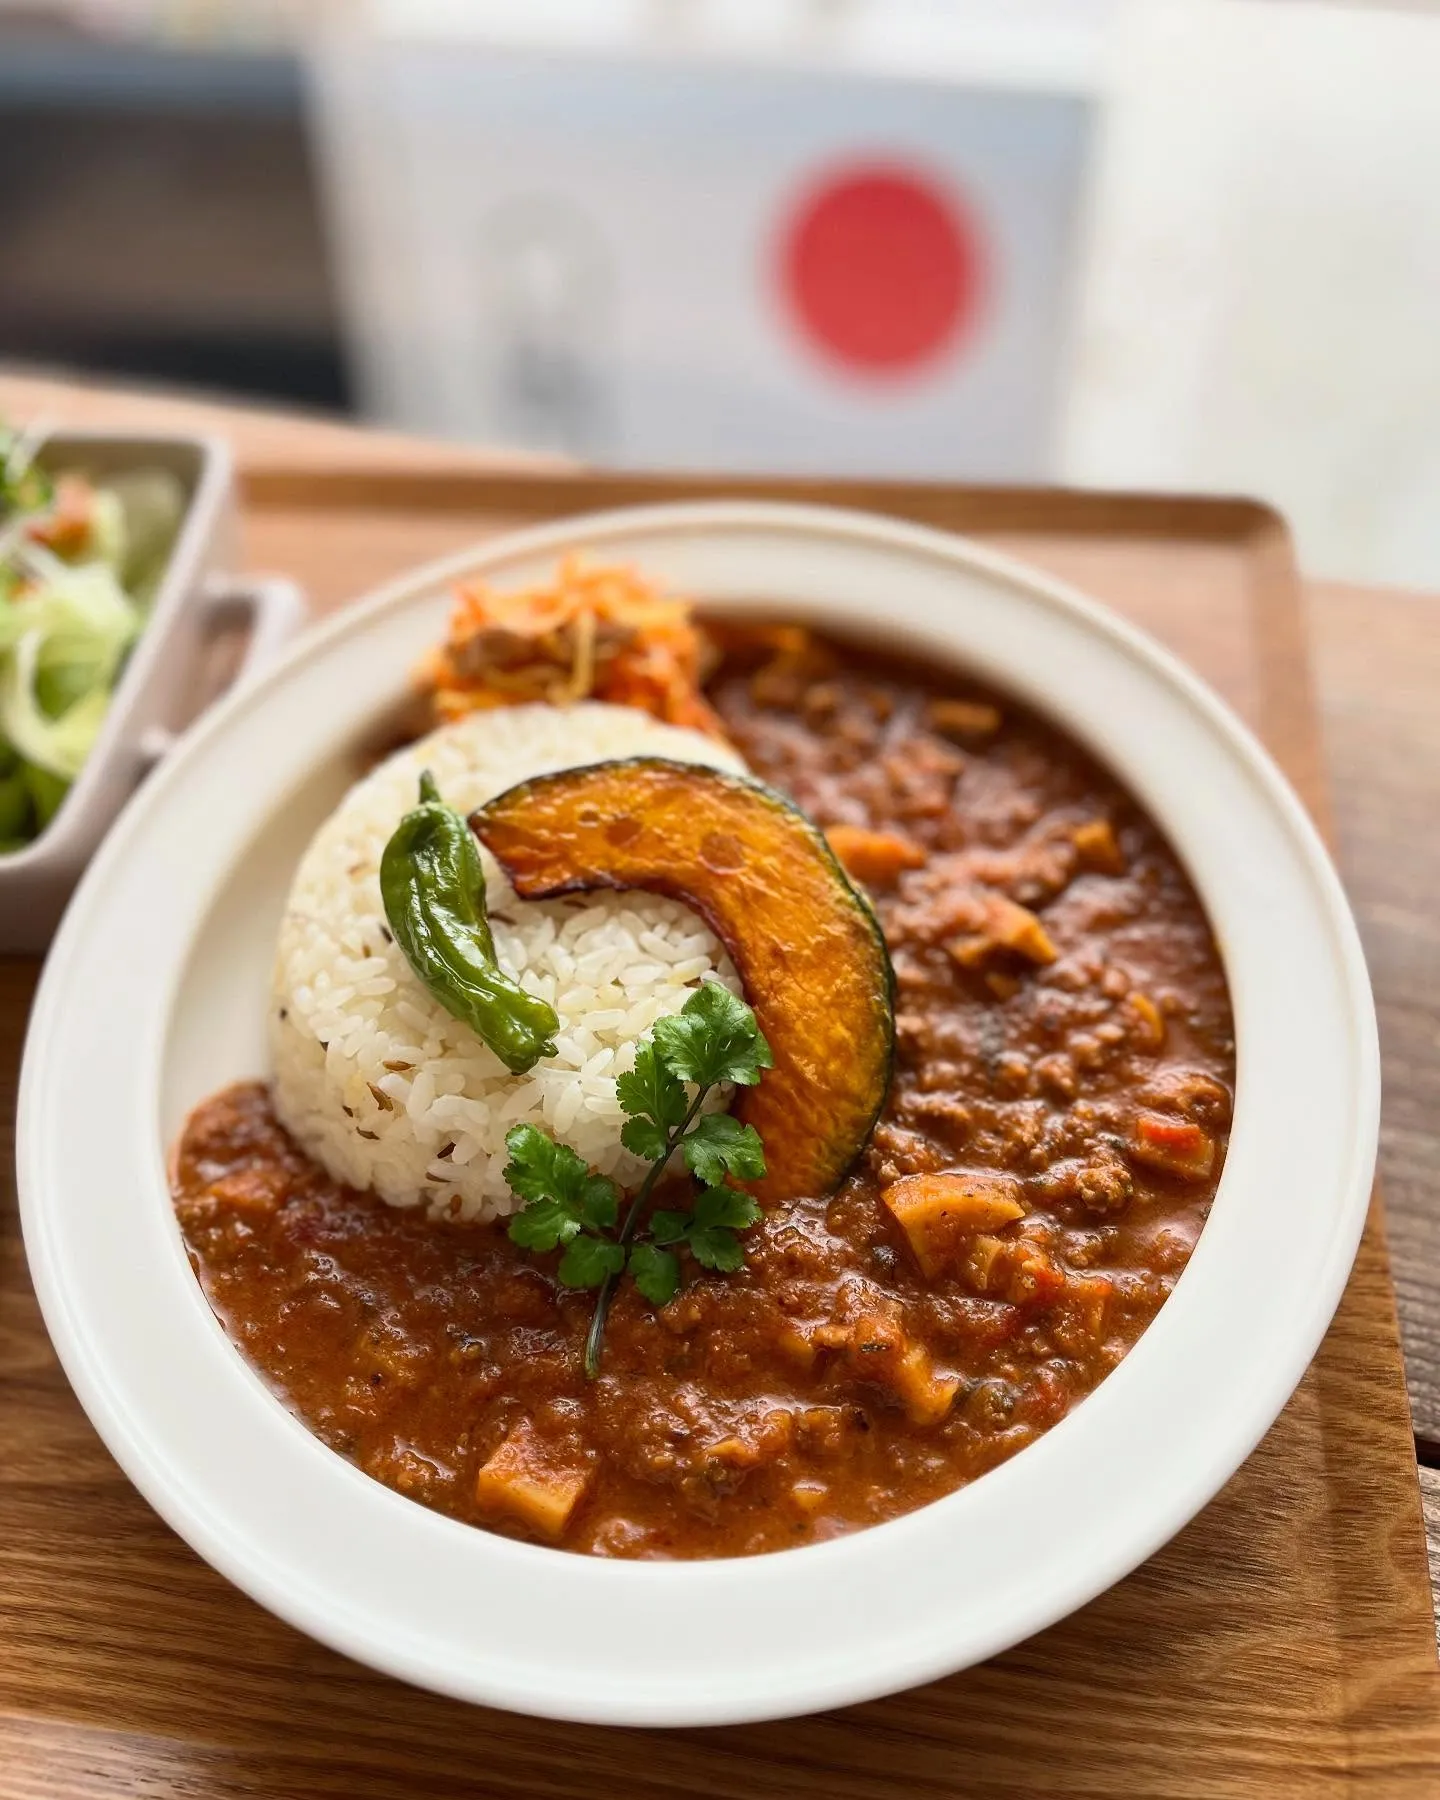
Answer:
xmin=419 ymin=557 xmax=726 ymax=738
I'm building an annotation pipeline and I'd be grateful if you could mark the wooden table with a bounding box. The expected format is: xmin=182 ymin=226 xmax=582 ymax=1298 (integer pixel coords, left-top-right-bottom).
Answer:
xmin=1308 ymin=586 xmax=1440 ymax=1601
xmin=3 ymin=370 xmax=1439 ymax=1759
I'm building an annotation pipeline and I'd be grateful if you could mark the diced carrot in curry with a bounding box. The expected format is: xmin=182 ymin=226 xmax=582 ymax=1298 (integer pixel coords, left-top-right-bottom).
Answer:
xmin=1072 ymin=818 xmax=1126 ymax=874
xmin=946 ymin=935 xmax=986 ymax=969
xmin=988 ymin=895 xmax=1058 ymax=963
xmin=947 ymin=893 xmax=1057 ymax=970
xmin=1129 ymin=1111 xmax=1216 ymax=1181
xmin=474 ymin=1422 xmax=591 ymax=1542
xmin=1003 ymin=1242 xmax=1069 ymax=1307
xmin=926 ymin=696 xmax=1002 ymax=742
xmin=824 ymin=823 xmax=926 ymax=887
xmin=882 ymin=1170 xmax=1027 ymax=1279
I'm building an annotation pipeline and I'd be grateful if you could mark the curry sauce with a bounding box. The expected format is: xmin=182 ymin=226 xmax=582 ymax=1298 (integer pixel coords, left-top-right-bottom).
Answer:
xmin=174 ymin=635 xmax=1234 ymax=1559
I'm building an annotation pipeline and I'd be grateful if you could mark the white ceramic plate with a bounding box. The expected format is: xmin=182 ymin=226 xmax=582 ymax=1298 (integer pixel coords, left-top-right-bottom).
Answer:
xmin=18 ymin=502 xmax=1378 ymax=1727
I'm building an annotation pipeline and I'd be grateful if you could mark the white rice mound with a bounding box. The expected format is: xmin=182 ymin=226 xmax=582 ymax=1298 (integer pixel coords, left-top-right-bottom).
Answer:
xmin=270 ymin=701 xmax=747 ymax=1222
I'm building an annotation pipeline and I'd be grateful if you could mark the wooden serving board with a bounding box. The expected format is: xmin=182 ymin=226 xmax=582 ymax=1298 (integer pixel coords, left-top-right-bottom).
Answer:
xmin=3 ymin=462 xmax=1438 ymax=1799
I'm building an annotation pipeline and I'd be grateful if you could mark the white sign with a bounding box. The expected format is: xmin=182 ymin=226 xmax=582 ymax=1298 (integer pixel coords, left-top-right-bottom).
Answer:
xmin=312 ymin=38 xmax=1092 ymax=479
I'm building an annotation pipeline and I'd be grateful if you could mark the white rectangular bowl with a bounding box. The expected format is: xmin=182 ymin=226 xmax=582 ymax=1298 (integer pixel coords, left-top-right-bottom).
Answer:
xmin=0 ymin=431 xmax=302 ymax=952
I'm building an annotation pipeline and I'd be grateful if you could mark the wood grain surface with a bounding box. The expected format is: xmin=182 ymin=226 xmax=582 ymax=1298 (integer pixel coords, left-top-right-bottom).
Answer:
xmin=1424 ymin=1469 xmax=1440 ymax=1648
xmin=1310 ymin=585 xmax=1440 ymax=1455
xmin=1 ymin=372 xmax=1438 ymax=1796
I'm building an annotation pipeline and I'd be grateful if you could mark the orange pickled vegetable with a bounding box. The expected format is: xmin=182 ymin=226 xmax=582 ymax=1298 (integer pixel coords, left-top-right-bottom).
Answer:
xmin=420 ymin=556 xmax=725 ymax=738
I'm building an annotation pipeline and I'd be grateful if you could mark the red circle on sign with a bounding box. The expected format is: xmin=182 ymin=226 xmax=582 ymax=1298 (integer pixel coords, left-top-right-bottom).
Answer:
xmin=779 ymin=163 xmax=984 ymax=377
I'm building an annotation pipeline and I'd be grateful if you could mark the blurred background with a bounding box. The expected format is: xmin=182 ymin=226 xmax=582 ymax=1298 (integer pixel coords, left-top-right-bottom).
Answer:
xmin=4 ymin=0 xmax=1440 ymax=588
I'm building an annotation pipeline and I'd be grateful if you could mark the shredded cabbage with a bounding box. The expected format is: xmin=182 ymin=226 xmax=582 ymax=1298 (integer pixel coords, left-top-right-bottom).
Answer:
xmin=2 ymin=627 xmax=121 ymax=779
xmin=0 ymin=436 xmax=182 ymax=844
xmin=108 ymin=470 xmax=185 ymax=603
xmin=0 ymin=563 xmax=140 ymax=777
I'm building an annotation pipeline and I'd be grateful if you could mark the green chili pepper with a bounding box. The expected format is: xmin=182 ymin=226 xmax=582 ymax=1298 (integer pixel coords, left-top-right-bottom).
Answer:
xmin=381 ymin=771 xmax=559 ymax=1074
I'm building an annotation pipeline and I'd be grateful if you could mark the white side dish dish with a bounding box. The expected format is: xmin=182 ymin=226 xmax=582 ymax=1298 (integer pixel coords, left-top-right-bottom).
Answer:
xmin=0 ymin=431 xmax=302 ymax=950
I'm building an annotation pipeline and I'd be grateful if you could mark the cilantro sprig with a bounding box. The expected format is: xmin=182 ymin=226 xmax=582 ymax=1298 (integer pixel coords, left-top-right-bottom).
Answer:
xmin=504 ymin=980 xmax=772 ymax=1377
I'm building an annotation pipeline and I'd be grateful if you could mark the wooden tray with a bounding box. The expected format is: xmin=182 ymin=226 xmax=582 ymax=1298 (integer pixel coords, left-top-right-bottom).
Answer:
xmin=3 ymin=467 xmax=1437 ymax=1799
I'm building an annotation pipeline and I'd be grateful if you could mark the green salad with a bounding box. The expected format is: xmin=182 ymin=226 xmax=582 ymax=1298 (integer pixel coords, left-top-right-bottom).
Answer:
xmin=0 ymin=423 xmax=183 ymax=852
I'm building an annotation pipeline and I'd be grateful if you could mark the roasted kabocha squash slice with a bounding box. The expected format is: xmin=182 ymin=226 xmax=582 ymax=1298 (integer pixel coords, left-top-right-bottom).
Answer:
xmin=471 ymin=758 xmax=894 ymax=1204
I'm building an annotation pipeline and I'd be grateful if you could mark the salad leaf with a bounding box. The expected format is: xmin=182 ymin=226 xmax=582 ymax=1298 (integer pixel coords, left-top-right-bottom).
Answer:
xmin=0 ymin=422 xmax=53 ymax=519
xmin=0 ymin=630 xmax=115 ymax=779
xmin=0 ymin=561 xmax=140 ymax=779
xmin=0 ymin=767 xmax=28 ymax=840
xmin=110 ymin=470 xmax=184 ymax=603
xmin=0 ymin=431 xmax=182 ymax=853
xmin=24 ymin=762 xmax=68 ymax=830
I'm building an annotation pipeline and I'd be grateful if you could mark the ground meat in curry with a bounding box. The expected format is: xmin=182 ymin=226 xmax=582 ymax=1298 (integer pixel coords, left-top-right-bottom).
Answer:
xmin=174 ymin=632 xmax=1234 ymax=1559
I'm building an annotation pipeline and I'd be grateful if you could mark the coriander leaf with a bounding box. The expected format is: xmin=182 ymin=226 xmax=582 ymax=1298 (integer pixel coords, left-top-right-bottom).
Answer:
xmin=683 ymin=1112 xmax=767 ymax=1186
xmin=628 ymin=1242 xmax=681 ymax=1307
xmin=502 ymin=1122 xmax=589 ymax=1206
xmin=687 ymin=1225 xmax=747 ymax=1274
xmin=648 ymin=1208 xmax=692 ymax=1247
xmin=692 ymin=1184 xmax=764 ymax=1231
xmin=557 ymin=1235 xmax=627 ymax=1289
xmin=578 ymin=1173 xmax=621 ymax=1233
xmin=507 ymin=1196 xmax=583 ymax=1253
xmin=615 ymin=1038 xmax=689 ymax=1130
xmin=504 ymin=1127 xmax=617 ymax=1246
xmin=506 ymin=982 xmax=778 ymax=1376
xmin=620 ymin=1114 xmax=670 ymax=1162
xmin=652 ymin=981 xmax=774 ymax=1089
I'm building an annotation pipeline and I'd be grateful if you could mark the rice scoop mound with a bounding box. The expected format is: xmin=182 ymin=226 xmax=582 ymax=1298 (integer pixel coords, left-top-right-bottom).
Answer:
xmin=270 ymin=701 xmax=746 ymax=1221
